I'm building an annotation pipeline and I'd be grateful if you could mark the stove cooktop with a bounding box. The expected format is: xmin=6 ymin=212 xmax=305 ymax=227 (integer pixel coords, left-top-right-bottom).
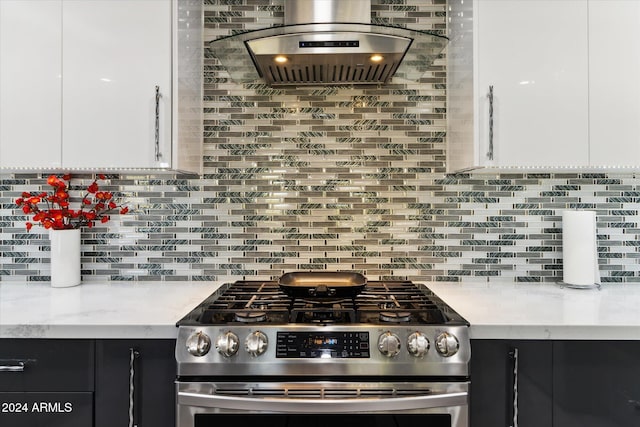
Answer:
xmin=177 ymin=280 xmax=468 ymax=327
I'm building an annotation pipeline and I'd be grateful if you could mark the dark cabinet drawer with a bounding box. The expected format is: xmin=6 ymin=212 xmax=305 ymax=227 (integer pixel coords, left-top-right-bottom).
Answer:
xmin=0 ymin=392 xmax=93 ymax=427
xmin=0 ymin=340 xmax=94 ymax=392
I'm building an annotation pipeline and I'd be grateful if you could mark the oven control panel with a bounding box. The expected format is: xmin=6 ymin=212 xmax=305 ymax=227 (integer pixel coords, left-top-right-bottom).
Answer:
xmin=276 ymin=331 xmax=370 ymax=358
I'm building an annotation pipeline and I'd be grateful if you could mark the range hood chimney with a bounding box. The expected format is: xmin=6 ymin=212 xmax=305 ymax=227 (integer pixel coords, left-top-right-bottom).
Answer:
xmin=208 ymin=0 xmax=448 ymax=87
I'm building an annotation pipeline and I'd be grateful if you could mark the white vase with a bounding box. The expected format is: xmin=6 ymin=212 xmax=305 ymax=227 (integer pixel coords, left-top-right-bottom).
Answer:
xmin=49 ymin=228 xmax=81 ymax=288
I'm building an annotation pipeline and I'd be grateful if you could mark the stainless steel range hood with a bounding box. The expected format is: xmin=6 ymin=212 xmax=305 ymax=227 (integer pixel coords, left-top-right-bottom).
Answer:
xmin=208 ymin=0 xmax=448 ymax=86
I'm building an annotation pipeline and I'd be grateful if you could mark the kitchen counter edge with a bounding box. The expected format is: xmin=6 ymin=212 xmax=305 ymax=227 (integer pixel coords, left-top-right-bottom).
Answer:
xmin=2 ymin=281 xmax=640 ymax=340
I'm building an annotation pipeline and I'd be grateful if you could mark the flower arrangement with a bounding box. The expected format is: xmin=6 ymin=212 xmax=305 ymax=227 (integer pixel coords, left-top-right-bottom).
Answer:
xmin=15 ymin=174 xmax=129 ymax=231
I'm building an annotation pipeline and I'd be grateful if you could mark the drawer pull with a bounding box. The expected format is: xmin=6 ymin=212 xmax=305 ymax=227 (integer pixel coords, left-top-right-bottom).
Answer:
xmin=129 ymin=348 xmax=140 ymax=427
xmin=0 ymin=362 xmax=25 ymax=372
xmin=508 ymin=347 xmax=519 ymax=427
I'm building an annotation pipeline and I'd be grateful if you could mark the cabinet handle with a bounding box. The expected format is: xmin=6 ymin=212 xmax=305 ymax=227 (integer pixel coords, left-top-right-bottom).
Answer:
xmin=129 ymin=348 xmax=140 ymax=427
xmin=487 ymin=85 xmax=494 ymax=160
xmin=155 ymin=85 xmax=162 ymax=161
xmin=0 ymin=361 xmax=25 ymax=372
xmin=508 ymin=347 xmax=519 ymax=427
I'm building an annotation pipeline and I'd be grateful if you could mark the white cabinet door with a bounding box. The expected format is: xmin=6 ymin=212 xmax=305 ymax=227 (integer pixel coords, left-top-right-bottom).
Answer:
xmin=589 ymin=0 xmax=640 ymax=167
xmin=0 ymin=0 xmax=62 ymax=169
xmin=62 ymin=0 xmax=172 ymax=169
xmin=476 ymin=0 xmax=589 ymax=167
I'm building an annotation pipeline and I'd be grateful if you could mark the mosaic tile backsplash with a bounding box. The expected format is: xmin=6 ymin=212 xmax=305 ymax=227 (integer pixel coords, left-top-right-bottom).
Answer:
xmin=2 ymin=0 xmax=640 ymax=284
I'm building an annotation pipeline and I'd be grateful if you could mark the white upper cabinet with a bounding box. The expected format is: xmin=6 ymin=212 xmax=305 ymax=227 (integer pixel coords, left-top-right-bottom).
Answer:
xmin=62 ymin=0 xmax=172 ymax=169
xmin=476 ymin=0 xmax=589 ymax=168
xmin=448 ymin=0 xmax=589 ymax=171
xmin=588 ymin=0 xmax=640 ymax=167
xmin=0 ymin=0 xmax=202 ymax=173
xmin=0 ymin=1 xmax=63 ymax=169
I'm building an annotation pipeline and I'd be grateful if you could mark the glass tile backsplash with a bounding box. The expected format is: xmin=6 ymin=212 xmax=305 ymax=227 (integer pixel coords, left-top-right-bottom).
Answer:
xmin=1 ymin=0 xmax=639 ymax=284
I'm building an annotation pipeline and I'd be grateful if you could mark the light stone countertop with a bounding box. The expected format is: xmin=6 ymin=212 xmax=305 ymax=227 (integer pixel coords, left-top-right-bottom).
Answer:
xmin=2 ymin=281 xmax=640 ymax=340
xmin=427 ymin=282 xmax=640 ymax=340
xmin=0 ymin=281 xmax=220 ymax=339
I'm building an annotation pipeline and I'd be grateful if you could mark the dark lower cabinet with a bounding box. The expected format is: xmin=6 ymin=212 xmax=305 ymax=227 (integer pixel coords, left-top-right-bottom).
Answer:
xmin=7 ymin=338 xmax=639 ymax=427
xmin=472 ymin=340 xmax=640 ymax=427
xmin=0 ymin=339 xmax=176 ymax=427
xmin=553 ymin=341 xmax=640 ymax=427
xmin=470 ymin=340 xmax=553 ymax=427
xmin=0 ymin=339 xmax=95 ymax=427
xmin=94 ymin=339 xmax=176 ymax=427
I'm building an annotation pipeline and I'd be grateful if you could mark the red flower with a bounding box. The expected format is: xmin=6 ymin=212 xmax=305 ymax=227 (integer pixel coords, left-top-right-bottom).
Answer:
xmin=15 ymin=174 xmax=129 ymax=231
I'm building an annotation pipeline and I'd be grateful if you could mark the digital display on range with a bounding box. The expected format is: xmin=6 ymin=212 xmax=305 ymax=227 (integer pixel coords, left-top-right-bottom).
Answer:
xmin=276 ymin=332 xmax=370 ymax=358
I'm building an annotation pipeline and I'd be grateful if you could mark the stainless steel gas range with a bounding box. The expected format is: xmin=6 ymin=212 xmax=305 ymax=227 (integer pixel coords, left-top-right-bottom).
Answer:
xmin=175 ymin=272 xmax=470 ymax=427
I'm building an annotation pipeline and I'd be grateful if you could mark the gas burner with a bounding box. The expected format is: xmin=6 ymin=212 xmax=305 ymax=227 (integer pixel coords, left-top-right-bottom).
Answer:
xmin=290 ymin=300 xmax=357 ymax=324
xmin=379 ymin=302 xmax=399 ymax=310
xmin=234 ymin=311 xmax=267 ymax=323
xmin=302 ymin=303 xmax=346 ymax=324
xmin=379 ymin=311 xmax=412 ymax=323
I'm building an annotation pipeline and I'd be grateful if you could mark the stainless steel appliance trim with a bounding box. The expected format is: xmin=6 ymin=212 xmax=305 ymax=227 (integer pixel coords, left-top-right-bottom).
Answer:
xmin=177 ymin=381 xmax=468 ymax=413
xmin=207 ymin=23 xmax=447 ymax=85
xmin=284 ymin=0 xmax=371 ymax=26
xmin=178 ymin=390 xmax=467 ymax=413
xmin=176 ymin=325 xmax=471 ymax=378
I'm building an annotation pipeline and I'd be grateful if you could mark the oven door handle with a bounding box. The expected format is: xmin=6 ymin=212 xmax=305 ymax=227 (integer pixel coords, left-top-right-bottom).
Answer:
xmin=177 ymin=390 xmax=468 ymax=413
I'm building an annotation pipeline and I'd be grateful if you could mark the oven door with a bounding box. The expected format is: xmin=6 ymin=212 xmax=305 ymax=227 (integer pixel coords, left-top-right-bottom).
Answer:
xmin=176 ymin=381 xmax=468 ymax=427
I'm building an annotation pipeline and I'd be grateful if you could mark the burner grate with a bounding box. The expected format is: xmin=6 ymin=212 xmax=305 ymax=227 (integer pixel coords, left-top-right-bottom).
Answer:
xmin=179 ymin=279 xmax=465 ymax=326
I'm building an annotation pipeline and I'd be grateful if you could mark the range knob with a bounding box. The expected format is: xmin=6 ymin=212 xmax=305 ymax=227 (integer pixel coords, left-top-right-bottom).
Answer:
xmin=185 ymin=331 xmax=211 ymax=357
xmin=435 ymin=332 xmax=460 ymax=357
xmin=407 ymin=332 xmax=430 ymax=358
xmin=245 ymin=331 xmax=268 ymax=357
xmin=377 ymin=331 xmax=401 ymax=358
xmin=215 ymin=331 xmax=239 ymax=357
